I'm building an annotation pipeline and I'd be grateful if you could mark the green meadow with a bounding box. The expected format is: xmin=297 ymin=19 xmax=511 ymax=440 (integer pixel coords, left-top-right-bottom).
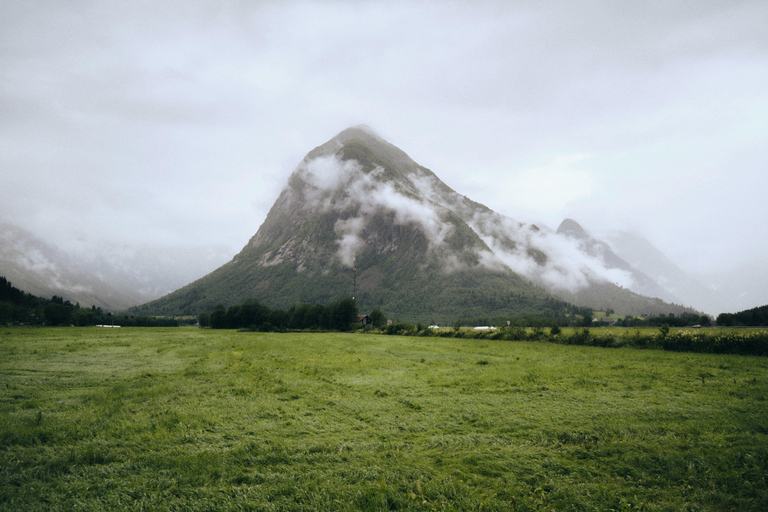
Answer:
xmin=1 ymin=327 xmax=767 ymax=511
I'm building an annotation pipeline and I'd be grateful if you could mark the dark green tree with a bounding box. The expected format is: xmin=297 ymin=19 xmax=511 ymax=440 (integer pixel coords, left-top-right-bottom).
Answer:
xmin=238 ymin=299 xmax=270 ymax=328
xmin=44 ymin=301 xmax=72 ymax=325
xmin=269 ymin=309 xmax=288 ymax=329
xmin=0 ymin=302 xmax=12 ymax=324
xmin=369 ymin=309 xmax=387 ymax=328
xmin=73 ymin=309 xmax=95 ymax=326
xmin=225 ymin=305 xmax=242 ymax=328
xmin=308 ymin=304 xmax=326 ymax=329
xmin=716 ymin=313 xmax=734 ymax=326
xmin=718 ymin=304 xmax=768 ymax=326
xmin=211 ymin=304 xmax=227 ymax=329
xmin=330 ymin=297 xmax=358 ymax=331
xmin=288 ymin=303 xmax=309 ymax=329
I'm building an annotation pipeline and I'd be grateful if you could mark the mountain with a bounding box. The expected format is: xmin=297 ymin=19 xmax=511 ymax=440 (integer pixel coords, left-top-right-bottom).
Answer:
xmin=67 ymin=241 xmax=232 ymax=304
xmin=140 ymin=126 xmax=697 ymax=322
xmin=605 ymin=231 xmax=726 ymax=315
xmin=0 ymin=223 xmax=138 ymax=310
xmin=556 ymin=219 xmax=673 ymax=302
xmin=0 ymin=223 xmax=231 ymax=310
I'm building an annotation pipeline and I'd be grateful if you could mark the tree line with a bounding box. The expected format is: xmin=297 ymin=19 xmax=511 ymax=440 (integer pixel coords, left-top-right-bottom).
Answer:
xmin=456 ymin=311 xmax=712 ymax=329
xmin=375 ymin=322 xmax=768 ymax=357
xmin=716 ymin=304 xmax=768 ymax=327
xmin=610 ymin=313 xmax=712 ymax=328
xmin=0 ymin=277 xmax=183 ymax=327
xmin=198 ymin=297 xmax=386 ymax=332
xmin=4 ymin=273 xmax=763 ymax=330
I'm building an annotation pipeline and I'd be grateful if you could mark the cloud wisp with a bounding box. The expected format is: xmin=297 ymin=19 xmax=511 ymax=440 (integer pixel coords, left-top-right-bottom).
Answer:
xmin=296 ymin=155 xmax=454 ymax=266
xmin=413 ymin=170 xmax=641 ymax=294
xmin=292 ymin=154 xmax=642 ymax=296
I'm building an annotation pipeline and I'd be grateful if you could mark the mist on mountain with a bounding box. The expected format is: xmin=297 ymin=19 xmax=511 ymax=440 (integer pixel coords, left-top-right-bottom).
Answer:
xmin=138 ymin=127 xmax=700 ymax=321
xmin=0 ymin=223 xmax=231 ymax=310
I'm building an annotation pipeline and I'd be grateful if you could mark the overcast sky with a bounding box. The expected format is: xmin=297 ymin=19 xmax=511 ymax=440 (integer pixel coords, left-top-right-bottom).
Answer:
xmin=2 ymin=0 xmax=767 ymax=277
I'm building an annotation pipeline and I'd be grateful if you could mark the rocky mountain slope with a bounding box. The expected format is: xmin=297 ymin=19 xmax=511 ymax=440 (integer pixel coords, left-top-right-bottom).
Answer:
xmin=141 ymin=126 xmax=696 ymax=321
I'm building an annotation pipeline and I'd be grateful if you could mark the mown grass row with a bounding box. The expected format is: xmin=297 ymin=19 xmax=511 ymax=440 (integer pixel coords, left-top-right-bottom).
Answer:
xmin=1 ymin=327 xmax=767 ymax=510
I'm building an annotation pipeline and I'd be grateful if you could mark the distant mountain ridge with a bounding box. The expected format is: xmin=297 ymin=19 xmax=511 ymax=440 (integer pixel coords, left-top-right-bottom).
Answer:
xmin=604 ymin=231 xmax=727 ymax=315
xmin=0 ymin=223 xmax=231 ymax=310
xmin=140 ymin=126 xmax=697 ymax=321
xmin=0 ymin=223 xmax=137 ymax=310
xmin=556 ymin=219 xmax=675 ymax=303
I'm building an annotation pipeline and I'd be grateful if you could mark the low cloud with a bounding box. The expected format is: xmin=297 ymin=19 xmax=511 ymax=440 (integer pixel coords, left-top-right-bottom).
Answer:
xmin=334 ymin=216 xmax=365 ymax=267
xmin=297 ymin=155 xmax=453 ymax=266
xmin=297 ymin=154 xmax=653 ymax=296
xmin=410 ymin=171 xmax=640 ymax=294
xmin=469 ymin=212 xmax=637 ymax=293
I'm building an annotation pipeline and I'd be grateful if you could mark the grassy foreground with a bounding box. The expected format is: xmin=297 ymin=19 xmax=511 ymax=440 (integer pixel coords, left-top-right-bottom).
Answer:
xmin=1 ymin=328 xmax=767 ymax=511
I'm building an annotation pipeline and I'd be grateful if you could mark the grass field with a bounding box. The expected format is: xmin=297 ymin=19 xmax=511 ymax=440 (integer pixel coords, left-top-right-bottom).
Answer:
xmin=1 ymin=327 xmax=767 ymax=511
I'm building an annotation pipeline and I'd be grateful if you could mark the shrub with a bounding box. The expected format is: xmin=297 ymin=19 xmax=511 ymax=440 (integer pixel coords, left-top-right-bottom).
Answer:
xmin=568 ymin=328 xmax=591 ymax=345
xmin=383 ymin=322 xmax=416 ymax=336
xmin=502 ymin=326 xmax=527 ymax=341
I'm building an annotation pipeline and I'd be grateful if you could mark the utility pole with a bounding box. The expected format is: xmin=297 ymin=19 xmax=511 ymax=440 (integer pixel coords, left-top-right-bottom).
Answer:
xmin=352 ymin=260 xmax=357 ymax=300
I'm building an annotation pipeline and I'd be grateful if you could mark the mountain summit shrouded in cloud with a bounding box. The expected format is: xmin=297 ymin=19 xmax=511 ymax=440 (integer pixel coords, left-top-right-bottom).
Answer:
xmin=140 ymin=127 xmax=696 ymax=321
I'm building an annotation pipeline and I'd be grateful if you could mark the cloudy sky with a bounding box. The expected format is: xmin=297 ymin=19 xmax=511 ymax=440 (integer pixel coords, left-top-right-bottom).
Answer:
xmin=2 ymin=0 xmax=767 ymax=279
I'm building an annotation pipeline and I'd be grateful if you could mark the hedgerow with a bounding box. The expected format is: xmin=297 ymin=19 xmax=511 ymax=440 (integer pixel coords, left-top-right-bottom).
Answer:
xmin=370 ymin=325 xmax=768 ymax=356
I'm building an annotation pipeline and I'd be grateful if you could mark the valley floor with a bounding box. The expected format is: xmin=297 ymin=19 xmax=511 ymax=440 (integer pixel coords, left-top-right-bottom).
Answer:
xmin=1 ymin=327 xmax=767 ymax=511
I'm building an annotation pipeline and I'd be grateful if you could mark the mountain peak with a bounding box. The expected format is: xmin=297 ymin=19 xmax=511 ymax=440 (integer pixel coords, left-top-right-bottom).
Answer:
xmin=556 ymin=218 xmax=588 ymax=239
xmin=339 ymin=124 xmax=380 ymax=139
xmin=139 ymin=129 xmax=699 ymax=320
xmin=302 ymin=124 xmax=394 ymax=164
